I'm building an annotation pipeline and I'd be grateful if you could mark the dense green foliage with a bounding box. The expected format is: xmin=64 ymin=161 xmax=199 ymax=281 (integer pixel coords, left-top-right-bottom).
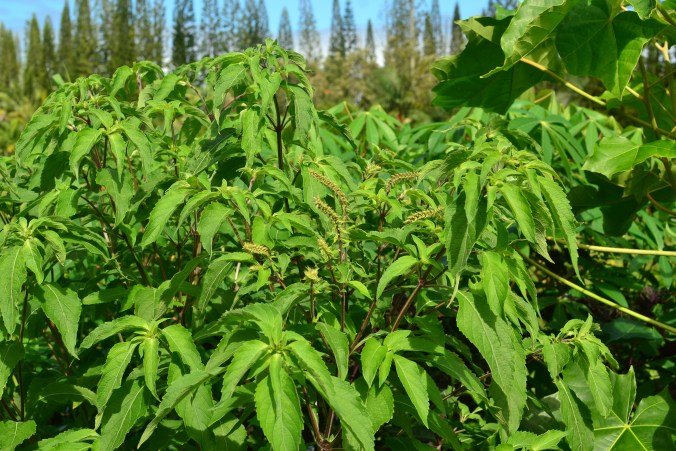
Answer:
xmin=0 ymin=0 xmax=675 ymax=450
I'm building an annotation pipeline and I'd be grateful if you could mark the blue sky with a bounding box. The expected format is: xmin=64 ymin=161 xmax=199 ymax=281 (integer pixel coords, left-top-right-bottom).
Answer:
xmin=1 ymin=0 xmax=485 ymax=36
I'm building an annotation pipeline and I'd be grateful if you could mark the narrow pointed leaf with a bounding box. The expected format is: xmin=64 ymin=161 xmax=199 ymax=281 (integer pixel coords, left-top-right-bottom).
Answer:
xmin=35 ymin=283 xmax=82 ymax=357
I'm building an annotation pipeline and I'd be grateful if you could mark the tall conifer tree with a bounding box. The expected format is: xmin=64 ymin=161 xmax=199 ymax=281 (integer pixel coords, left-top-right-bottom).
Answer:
xmin=278 ymin=8 xmax=294 ymax=49
xmin=94 ymin=0 xmax=113 ymax=73
xmin=58 ymin=0 xmax=75 ymax=79
xmin=422 ymin=13 xmax=435 ymax=56
xmin=298 ymin=0 xmax=321 ymax=64
xmin=136 ymin=0 xmax=154 ymax=61
xmin=172 ymin=0 xmax=197 ymax=66
xmin=74 ymin=0 xmax=96 ymax=76
xmin=42 ymin=17 xmax=56 ymax=90
xmin=222 ymin=0 xmax=240 ymax=52
xmin=24 ymin=15 xmax=42 ymax=99
xmin=200 ymin=0 xmax=222 ymax=57
xmin=329 ymin=0 xmax=345 ymax=58
xmin=151 ymin=0 xmax=165 ymax=64
xmin=0 ymin=26 xmax=19 ymax=92
xmin=450 ymin=2 xmax=464 ymax=54
xmin=343 ymin=0 xmax=357 ymax=53
xmin=238 ymin=0 xmax=269 ymax=49
xmin=430 ymin=0 xmax=443 ymax=55
xmin=108 ymin=0 xmax=135 ymax=72
xmin=365 ymin=19 xmax=376 ymax=63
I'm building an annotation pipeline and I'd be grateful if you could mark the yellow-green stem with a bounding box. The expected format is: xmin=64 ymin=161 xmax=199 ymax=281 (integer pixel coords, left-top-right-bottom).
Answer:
xmin=520 ymin=251 xmax=676 ymax=335
xmin=551 ymin=239 xmax=676 ymax=257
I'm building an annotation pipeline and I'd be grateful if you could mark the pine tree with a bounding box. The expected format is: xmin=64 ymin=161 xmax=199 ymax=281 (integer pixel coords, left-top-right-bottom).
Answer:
xmin=429 ymin=0 xmax=443 ymax=55
xmin=172 ymin=0 xmax=197 ymax=66
xmin=42 ymin=16 xmax=56 ymax=91
xmin=200 ymin=0 xmax=222 ymax=58
xmin=298 ymin=0 xmax=321 ymax=64
xmin=329 ymin=0 xmax=345 ymax=58
xmin=222 ymin=0 xmax=240 ymax=52
xmin=136 ymin=0 xmax=154 ymax=61
xmin=258 ymin=0 xmax=270 ymax=40
xmin=151 ymin=0 xmax=165 ymax=64
xmin=422 ymin=13 xmax=435 ymax=56
xmin=0 ymin=26 xmax=20 ymax=92
xmin=450 ymin=2 xmax=464 ymax=54
xmin=364 ymin=19 xmax=376 ymax=63
xmin=24 ymin=14 xmax=43 ymax=99
xmin=74 ymin=0 xmax=96 ymax=76
xmin=238 ymin=0 xmax=269 ymax=49
xmin=95 ymin=0 xmax=113 ymax=73
xmin=58 ymin=0 xmax=75 ymax=79
xmin=108 ymin=0 xmax=135 ymax=72
xmin=343 ymin=0 xmax=357 ymax=54
xmin=278 ymin=7 xmax=294 ymax=49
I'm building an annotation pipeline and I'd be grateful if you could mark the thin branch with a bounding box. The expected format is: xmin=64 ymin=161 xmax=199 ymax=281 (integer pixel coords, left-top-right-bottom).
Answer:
xmin=519 ymin=250 xmax=676 ymax=335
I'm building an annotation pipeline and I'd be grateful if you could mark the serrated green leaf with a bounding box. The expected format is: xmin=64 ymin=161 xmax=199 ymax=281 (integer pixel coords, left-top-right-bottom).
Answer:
xmin=445 ymin=187 xmax=488 ymax=278
xmin=198 ymin=203 xmax=233 ymax=255
xmin=220 ymin=340 xmax=269 ymax=400
xmin=37 ymin=428 xmax=99 ymax=450
xmin=457 ymin=291 xmax=526 ymax=433
xmin=426 ymin=350 xmax=488 ymax=403
xmin=581 ymin=357 xmax=612 ymax=418
xmin=538 ymin=176 xmax=580 ymax=279
xmin=0 ymin=420 xmax=36 ymax=451
xmin=162 ymin=324 xmax=203 ymax=370
xmin=377 ymin=255 xmax=418 ymax=299
xmin=556 ymin=378 xmax=594 ymax=451
xmin=141 ymin=181 xmax=194 ymax=247
xmin=213 ymin=64 xmax=246 ymax=107
xmin=500 ymin=184 xmax=537 ymax=243
xmin=121 ymin=119 xmax=153 ymax=172
xmin=96 ymin=341 xmax=139 ymax=415
xmin=541 ymin=340 xmax=572 ymax=380
xmin=0 ymin=342 xmax=23 ymax=398
xmin=481 ymin=251 xmax=509 ymax=316
xmin=79 ymin=316 xmax=149 ymax=351
xmin=316 ymin=322 xmax=349 ymax=380
xmin=196 ymin=256 xmax=233 ymax=315
xmin=96 ymin=168 xmax=134 ymax=226
xmin=35 ymin=283 xmax=82 ymax=357
xmin=361 ymin=337 xmax=387 ymax=388
xmin=138 ymin=370 xmax=213 ymax=447
xmin=393 ymin=355 xmax=430 ymax=427
xmin=364 ymin=383 xmax=394 ymax=432
xmin=143 ymin=337 xmax=160 ymax=399
xmin=0 ymin=247 xmax=26 ymax=335
xmin=99 ymin=378 xmax=150 ymax=451
xmin=254 ymin=354 xmax=303 ymax=451
xmin=21 ymin=237 xmax=43 ymax=283
xmin=36 ymin=381 xmax=96 ymax=405
xmin=240 ymin=108 xmax=262 ymax=166
xmin=69 ymin=128 xmax=103 ymax=178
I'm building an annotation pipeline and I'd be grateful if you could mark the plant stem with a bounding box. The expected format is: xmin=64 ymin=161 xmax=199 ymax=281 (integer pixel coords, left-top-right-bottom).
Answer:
xmin=553 ymin=238 xmax=676 ymax=257
xmin=391 ymin=249 xmax=445 ymax=332
xmin=302 ymin=386 xmax=324 ymax=446
xmin=647 ymin=193 xmax=676 ymax=217
xmin=520 ymin=251 xmax=676 ymax=335
xmin=18 ymin=287 xmax=29 ymax=421
xmin=521 ymin=58 xmax=606 ymax=107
